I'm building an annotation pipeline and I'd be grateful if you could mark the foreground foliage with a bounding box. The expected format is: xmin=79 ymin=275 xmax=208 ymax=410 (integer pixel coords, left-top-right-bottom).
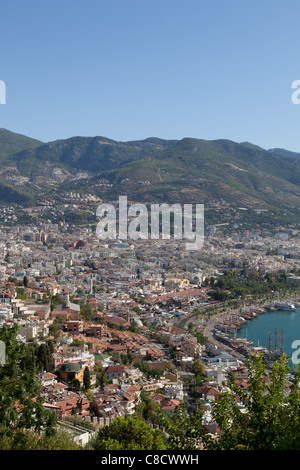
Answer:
xmin=2 ymin=322 xmax=300 ymax=451
xmin=90 ymin=415 xmax=167 ymax=450
xmin=0 ymin=428 xmax=83 ymax=450
xmin=206 ymin=354 xmax=300 ymax=450
xmin=0 ymin=325 xmax=57 ymax=438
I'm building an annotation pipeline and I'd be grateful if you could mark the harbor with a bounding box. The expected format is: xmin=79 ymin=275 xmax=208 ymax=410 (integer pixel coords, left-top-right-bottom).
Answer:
xmin=210 ymin=299 xmax=300 ymax=365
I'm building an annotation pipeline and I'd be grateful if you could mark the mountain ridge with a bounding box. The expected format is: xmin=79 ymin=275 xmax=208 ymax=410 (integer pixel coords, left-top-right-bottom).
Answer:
xmin=0 ymin=129 xmax=299 ymax=223
xmin=0 ymin=128 xmax=42 ymax=158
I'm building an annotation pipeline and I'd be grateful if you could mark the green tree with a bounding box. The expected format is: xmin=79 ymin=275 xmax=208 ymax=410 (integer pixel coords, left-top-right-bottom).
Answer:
xmin=19 ymin=346 xmax=36 ymax=372
xmin=206 ymin=353 xmax=300 ymax=450
xmin=165 ymin=354 xmax=300 ymax=451
xmin=0 ymin=428 xmax=82 ymax=450
xmin=47 ymin=339 xmax=54 ymax=355
xmin=70 ymin=378 xmax=81 ymax=392
xmin=91 ymin=415 xmax=166 ymax=450
xmin=23 ymin=275 xmax=28 ymax=288
xmin=96 ymin=371 xmax=107 ymax=386
xmin=195 ymin=373 xmax=205 ymax=386
xmin=80 ymin=303 xmax=93 ymax=321
xmin=37 ymin=343 xmax=52 ymax=371
xmin=0 ymin=325 xmax=57 ymax=440
xmin=83 ymin=366 xmax=91 ymax=391
xmin=192 ymin=359 xmax=205 ymax=376
xmin=48 ymin=318 xmax=63 ymax=339
xmin=135 ymin=391 xmax=164 ymax=425
xmin=129 ymin=323 xmax=138 ymax=333
xmin=164 ymin=405 xmax=206 ymax=450
xmin=50 ymin=293 xmax=65 ymax=311
xmin=16 ymin=287 xmax=27 ymax=300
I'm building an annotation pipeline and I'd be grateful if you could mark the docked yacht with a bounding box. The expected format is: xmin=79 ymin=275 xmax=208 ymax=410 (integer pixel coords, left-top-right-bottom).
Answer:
xmin=275 ymin=302 xmax=296 ymax=311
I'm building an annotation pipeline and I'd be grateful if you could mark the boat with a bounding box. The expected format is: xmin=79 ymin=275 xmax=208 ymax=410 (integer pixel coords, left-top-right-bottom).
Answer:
xmin=274 ymin=302 xmax=296 ymax=311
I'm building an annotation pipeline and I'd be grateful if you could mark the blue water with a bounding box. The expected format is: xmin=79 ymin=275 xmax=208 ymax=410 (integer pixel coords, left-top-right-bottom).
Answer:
xmin=237 ymin=306 xmax=300 ymax=368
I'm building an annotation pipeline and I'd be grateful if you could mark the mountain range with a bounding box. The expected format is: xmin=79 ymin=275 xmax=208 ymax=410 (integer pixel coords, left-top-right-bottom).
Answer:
xmin=0 ymin=128 xmax=299 ymax=224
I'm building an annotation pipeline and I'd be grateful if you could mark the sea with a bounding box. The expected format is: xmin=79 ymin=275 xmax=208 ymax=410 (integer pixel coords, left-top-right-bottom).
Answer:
xmin=236 ymin=306 xmax=300 ymax=369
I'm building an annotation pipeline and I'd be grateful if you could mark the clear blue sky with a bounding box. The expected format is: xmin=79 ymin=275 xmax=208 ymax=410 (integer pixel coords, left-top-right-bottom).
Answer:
xmin=1 ymin=0 xmax=300 ymax=151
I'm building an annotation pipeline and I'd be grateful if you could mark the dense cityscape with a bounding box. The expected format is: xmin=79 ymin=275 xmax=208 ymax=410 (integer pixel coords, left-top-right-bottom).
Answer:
xmin=0 ymin=192 xmax=300 ymax=450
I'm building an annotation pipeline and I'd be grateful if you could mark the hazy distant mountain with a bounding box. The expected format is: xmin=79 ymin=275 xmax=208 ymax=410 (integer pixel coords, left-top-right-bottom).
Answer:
xmin=0 ymin=129 xmax=300 ymax=219
xmin=8 ymin=135 xmax=178 ymax=174
xmin=268 ymin=148 xmax=300 ymax=159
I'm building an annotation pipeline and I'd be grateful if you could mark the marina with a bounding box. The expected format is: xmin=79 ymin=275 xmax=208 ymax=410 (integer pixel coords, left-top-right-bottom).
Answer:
xmin=211 ymin=299 xmax=300 ymax=366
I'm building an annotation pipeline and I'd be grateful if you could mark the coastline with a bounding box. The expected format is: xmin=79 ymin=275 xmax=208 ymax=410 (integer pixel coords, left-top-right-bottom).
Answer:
xmin=203 ymin=296 xmax=300 ymax=363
